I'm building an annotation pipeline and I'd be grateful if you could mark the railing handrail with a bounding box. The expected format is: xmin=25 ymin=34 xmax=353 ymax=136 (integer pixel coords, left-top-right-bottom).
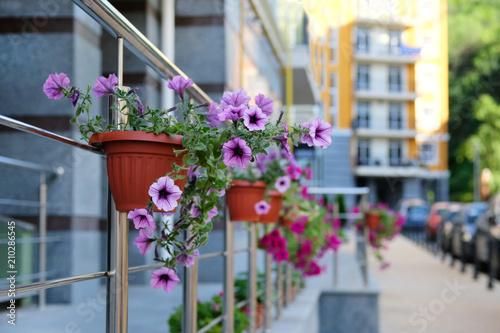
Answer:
xmin=0 ymin=156 xmax=64 ymax=175
xmin=72 ymin=0 xmax=213 ymax=105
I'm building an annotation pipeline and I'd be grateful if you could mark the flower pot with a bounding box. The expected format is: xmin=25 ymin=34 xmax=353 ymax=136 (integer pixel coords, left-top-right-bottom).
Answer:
xmin=89 ymin=131 xmax=187 ymax=212
xmin=258 ymin=191 xmax=282 ymax=224
xmin=241 ymin=303 xmax=265 ymax=329
xmin=364 ymin=212 xmax=381 ymax=230
xmin=226 ymin=180 xmax=266 ymax=222
xmin=279 ymin=217 xmax=293 ymax=227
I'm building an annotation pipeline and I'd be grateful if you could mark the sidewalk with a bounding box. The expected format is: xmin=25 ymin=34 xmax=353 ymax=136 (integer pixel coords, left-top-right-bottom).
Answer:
xmin=370 ymin=235 xmax=500 ymax=333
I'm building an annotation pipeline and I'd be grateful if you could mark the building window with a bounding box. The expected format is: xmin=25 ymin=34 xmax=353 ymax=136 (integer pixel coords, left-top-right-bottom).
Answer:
xmin=420 ymin=142 xmax=437 ymax=164
xmin=388 ymin=103 xmax=403 ymax=129
xmin=389 ymin=140 xmax=403 ymax=166
xmin=388 ymin=66 xmax=402 ymax=92
xmin=356 ymin=102 xmax=371 ymax=128
xmin=355 ymin=27 xmax=370 ymax=53
xmin=356 ymin=64 xmax=370 ymax=90
xmin=388 ymin=30 xmax=402 ymax=55
xmin=357 ymin=139 xmax=371 ymax=166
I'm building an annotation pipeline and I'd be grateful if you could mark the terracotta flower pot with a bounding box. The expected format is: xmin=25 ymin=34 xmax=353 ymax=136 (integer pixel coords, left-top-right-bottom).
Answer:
xmin=258 ymin=190 xmax=283 ymax=224
xmin=89 ymin=131 xmax=187 ymax=212
xmin=279 ymin=217 xmax=293 ymax=227
xmin=241 ymin=303 xmax=265 ymax=329
xmin=226 ymin=180 xmax=266 ymax=222
xmin=364 ymin=212 xmax=381 ymax=230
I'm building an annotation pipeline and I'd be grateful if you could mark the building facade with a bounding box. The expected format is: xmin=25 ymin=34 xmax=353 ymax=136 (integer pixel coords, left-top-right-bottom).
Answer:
xmin=307 ymin=0 xmax=449 ymax=207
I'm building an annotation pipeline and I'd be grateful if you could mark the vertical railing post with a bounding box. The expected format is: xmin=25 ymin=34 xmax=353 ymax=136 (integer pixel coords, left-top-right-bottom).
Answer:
xmin=107 ymin=36 xmax=129 ymax=333
xmin=223 ymin=204 xmax=234 ymax=333
xmin=333 ymin=201 xmax=339 ymax=288
xmin=360 ymin=193 xmax=369 ymax=287
xmin=248 ymin=223 xmax=257 ymax=333
xmin=264 ymin=250 xmax=273 ymax=332
xmin=38 ymin=171 xmax=47 ymax=310
xmin=183 ymin=230 xmax=198 ymax=333
xmin=284 ymin=263 xmax=291 ymax=307
xmin=276 ymin=261 xmax=283 ymax=319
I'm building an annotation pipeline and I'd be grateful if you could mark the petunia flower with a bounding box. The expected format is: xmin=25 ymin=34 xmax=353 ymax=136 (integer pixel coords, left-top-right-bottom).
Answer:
xmin=205 ymin=102 xmax=221 ymax=128
xmin=43 ymin=73 xmax=70 ymax=99
xmin=222 ymin=137 xmax=252 ymax=169
xmin=259 ymin=234 xmax=272 ymax=248
xmin=150 ymin=267 xmax=181 ymax=293
xmin=290 ymin=221 xmax=305 ymax=234
xmin=256 ymin=153 xmax=268 ymax=173
xmin=213 ymin=303 xmax=220 ymax=311
xmin=134 ymin=228 xmax=155 ymax=255
xmin=301 ymin=117 xmax=333 ymax=149
xmin=286 ymin=165 xmax=303 ymax=180
xmin=255 ymin=200 xmax=271 ymax=215
xmin=92 ymin=74 xmax=118 ymax=98
xmin=272 ymin=135 xmax=291 ymax=155
xmin=220 ymin=88 xmax=251 ymax=109
xmin=148 ymin=176 xmax=183 ymax=212
xmin=275 ymin=175 xmax=291 ymax=193
xmin=176 ymin=248 xmax=200 ymax=267
xmin=135 ymin=98 xmax=144 ymax=115
xmin=254 ymin=93 xmax=274 ymax=116
xmin=327 ymin=234 xmax=342 ymax=252
xmin=218 ymin=105 xmax=248 ymax=122
xmin=243 ymin=105 xmax=269 ymax=132
xmin=192 ymin=206 xmax=219 ymax=223
xmin=304 ymin=167 xmax=312 ymax=180
xmin=70 ymin=89 xmax=80 ymax=106
xmin=127 ymin=208 xmax=156 ymax=230
xmin=274 ymin=249 xmax=290 ymax=262
xmin=167 ymin=75 xmax=193 ymax=101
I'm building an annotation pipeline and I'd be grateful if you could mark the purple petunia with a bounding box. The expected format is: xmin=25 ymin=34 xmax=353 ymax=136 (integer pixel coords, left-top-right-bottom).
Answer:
xmin=92 ymin=74 xmax=118 ymax=99
xmin=256 ymin=153 xmax=268 ymax=173
xmin=134 ymin=228 xmax=155 ymax=255
xmin=220 ymin=88 xmax=251 ymax=109
xmin=135 ymin=98 xmax=144 ymax=115
xmin=243 ymin=105 xmax=268 ymax=131
xmin=222 ymin=137 xmax=252 ymax=169
xmin=254 ymin=93 xmax=274 ymax=116
xmin=275 ymin=175 xmax=291 ymax=193
xmin=150 ymin=267 xmax=181 ymax=293
xmin=176 ymin=247 xmax=200 ymax=267
xmin=255 ymin=200 xmax=271 ymax=215
xmin=192 ymin=206 xmax=219 ymax=223
xmin=127 ymin=208 xmax=156 ymax=231
xmin=167 ymin=75 xmax=193 ymax=101
xmin=148 ymin=176 xmax=183 ymax=212
xmin=301 ymin=117 xmax=333 ymax=149
xmin=327 ymin=234 xmax=342 ymax=252
xmin=69 ymin=89 xmax=80 ymax=106
xmin=274 ymin=249 xmax=290 ymax=262
xmin=43 ymin=73 xmax=70 ymax=100
xmin=218 ymin=105 xmax=248 ymax=122
xmin=205 ymin=102 xmax=222 ymax=128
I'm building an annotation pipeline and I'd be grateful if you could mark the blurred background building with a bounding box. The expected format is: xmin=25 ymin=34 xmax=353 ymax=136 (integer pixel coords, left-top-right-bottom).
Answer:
xmin=306 ymin=0 xmax=449 ymax=207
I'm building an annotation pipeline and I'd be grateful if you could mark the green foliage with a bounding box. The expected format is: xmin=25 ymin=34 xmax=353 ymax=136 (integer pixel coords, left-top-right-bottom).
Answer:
xmin=168 ymin=293 xmax=249 ymax=333
xmin=448 ymin=0 xmax=500 ymax=201
xmin=234 ymin=272 xmax=265 ymax=304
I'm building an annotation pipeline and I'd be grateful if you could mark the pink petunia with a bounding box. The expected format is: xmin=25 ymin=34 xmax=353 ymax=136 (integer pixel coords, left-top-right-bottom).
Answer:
xmin=150 ymin=267 xmax=180 ymax=293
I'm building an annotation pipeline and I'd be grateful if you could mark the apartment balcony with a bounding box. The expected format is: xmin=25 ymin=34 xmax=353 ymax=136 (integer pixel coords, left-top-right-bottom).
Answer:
xmin=354 ymin=14 xmax=417 ymax=29
xmin=354 ymin=126 xmax=417 ymax=139
xmin=354 ymin=84 xmax=418 ymax=102
xmin=354 ymin=158 xmax=428 ymax=178
xmin=354 ymin=45 xmax=420 ymax=64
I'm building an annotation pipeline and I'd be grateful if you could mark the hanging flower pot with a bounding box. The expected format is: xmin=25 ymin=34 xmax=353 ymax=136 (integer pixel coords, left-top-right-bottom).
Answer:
xmin=89 ymin=131 xmax=187 ymax=212
xmin=258 ymin=191 xmax=282 ymax=224
xmin=364 ymin=212 xmax=381 ymax=230
xmin=226 ymin=180 xmax=266 ymax=222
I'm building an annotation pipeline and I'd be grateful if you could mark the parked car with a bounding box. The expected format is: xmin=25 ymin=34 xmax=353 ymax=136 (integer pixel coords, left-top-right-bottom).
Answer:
xmin=398 ymin=198 xmax=429 ymax=229
xmin=425 ymin=202 xmax=460 ymax=241
xmin=450 ymin=202 xmax=488 ymax=262
xmin=438 ymin=204 xmax=463 ymax=255
xmin=474 ymin=195 xmax=500 ymax=279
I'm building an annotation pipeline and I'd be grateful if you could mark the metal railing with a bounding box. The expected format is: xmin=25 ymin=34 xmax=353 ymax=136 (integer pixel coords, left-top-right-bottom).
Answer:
xmin=0 ymin=1 xmax=298 ymax=333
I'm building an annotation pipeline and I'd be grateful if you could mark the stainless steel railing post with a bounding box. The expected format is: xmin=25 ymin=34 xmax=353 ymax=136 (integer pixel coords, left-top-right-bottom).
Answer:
xmin=276 ymin=261 xmax=283 ymax=319
xmin=38 ymin=171 xmax=47 ymax=310
xmin=183 ymin=228 xmax=198 ymax=333
xmin=284 ymin=263 xmax=291 ymax=307
xmin=360 ymin=193 xmax=369 ymax=287
xmin=248 ymin=223 xmax=257 ymax=333
xmin=223 ymin=204 xmax=235 ymax=333
xmin=264 ymin=250 xmax=273 ymax=332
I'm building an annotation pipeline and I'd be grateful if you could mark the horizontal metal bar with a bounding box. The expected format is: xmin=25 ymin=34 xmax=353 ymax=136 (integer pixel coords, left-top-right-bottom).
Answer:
xmin=128 ymin=263 xmax=164 ymax=274
xmin=0 ymin=156 xmax=64 ymax=175
xmin=0 ymin=115 xmax=102 ymax=153
xmin=0 ymin=271 xmax=110 ymax=297
xmin=0 ymin=235 xmax=62 ymax=244
xmin=235 ymin=299 xmax=249 ymax=310
xmin=0 ymin=198 xmax=59 ymax=208
xmin=307 ymin=187 xmax=370 ymax=195
xmin=72 ymin=0 xmax=213 ymax=105
xmin=0 ymin=214 xmax=37 ymax=231
xmin=198 ymin=251 xmax=227 ymax=260
xmin=197 ymin=314 xmax=224 ymax=333
xmin=234 ymin=248 xmax=251 ymax=255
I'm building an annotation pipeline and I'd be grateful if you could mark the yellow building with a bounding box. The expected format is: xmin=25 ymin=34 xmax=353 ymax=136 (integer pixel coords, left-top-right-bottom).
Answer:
xmin=307 ymin=0 xmax=449 ymax=205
